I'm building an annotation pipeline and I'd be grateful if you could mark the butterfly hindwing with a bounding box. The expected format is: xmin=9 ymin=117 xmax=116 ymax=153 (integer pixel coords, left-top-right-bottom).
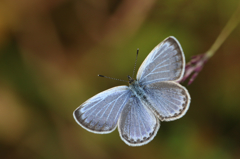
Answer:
xmin=118 ymin=96 xmax=160 ymax=146
xmin=144 ymin=81 xmax=191 ymax=121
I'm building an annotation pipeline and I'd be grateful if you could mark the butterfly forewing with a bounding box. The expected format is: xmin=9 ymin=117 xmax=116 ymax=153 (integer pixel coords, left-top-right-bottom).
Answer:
xmin=144 ymin=81 xmax=190 ymax=121
xmin=118 ymin=96 xmax=160 ymax=146
xmin=137 ymin=36 xmax=185 ymax=86
xmin=73 ymin=86 xmax=131 ymax=134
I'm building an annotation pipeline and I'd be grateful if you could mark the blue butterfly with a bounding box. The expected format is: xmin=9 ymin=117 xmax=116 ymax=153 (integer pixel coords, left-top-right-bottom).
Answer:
xmin=73 ymin=36 xmax=191 ymax=146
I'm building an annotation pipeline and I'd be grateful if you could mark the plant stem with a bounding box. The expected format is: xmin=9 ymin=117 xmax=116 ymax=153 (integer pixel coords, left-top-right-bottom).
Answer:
xmin=206 ymin=2 xmax=240 ymax=58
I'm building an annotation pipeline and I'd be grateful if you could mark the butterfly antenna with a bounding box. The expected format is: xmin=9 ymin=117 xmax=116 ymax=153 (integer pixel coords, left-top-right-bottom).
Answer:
xmin=132 ymin=48 xmax=139 ymax=77
xmin=98 ymin=75 xmax=128 ymax=83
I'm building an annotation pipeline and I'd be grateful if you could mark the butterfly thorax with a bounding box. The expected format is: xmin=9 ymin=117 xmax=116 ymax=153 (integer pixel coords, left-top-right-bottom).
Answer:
xmin=129 ymin=79 xmax=147 ymax=100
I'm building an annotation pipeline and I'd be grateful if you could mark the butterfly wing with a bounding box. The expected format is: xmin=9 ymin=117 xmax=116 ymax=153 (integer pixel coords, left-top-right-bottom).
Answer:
xmin=118 ymin=96 xmax=160 ymax=146
xmin=73 ymin=86 xmax=131 ymax=134
xmin=144 ymin=81 xmax=190 ymax=121
xmin=137 ymin=36 xmax=185 ymax=86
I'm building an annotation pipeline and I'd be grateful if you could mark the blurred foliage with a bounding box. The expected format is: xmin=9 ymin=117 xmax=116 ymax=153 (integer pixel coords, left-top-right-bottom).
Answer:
xmin=0 ymin=0 xmax=240 ymax=159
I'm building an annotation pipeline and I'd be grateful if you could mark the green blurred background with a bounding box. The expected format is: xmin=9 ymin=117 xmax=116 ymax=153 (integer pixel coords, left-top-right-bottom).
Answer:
xmin=1 ymin=0 xmax=240 ymax=159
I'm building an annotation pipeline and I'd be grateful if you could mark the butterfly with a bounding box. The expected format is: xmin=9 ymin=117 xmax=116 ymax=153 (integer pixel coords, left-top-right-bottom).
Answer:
xmin=73 ymin=36 xmax=191 ymax=146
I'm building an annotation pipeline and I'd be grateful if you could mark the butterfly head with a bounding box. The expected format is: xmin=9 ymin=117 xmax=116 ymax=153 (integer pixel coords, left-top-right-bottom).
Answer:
xmin=128 ymin=75 xmax=135 ymax=85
